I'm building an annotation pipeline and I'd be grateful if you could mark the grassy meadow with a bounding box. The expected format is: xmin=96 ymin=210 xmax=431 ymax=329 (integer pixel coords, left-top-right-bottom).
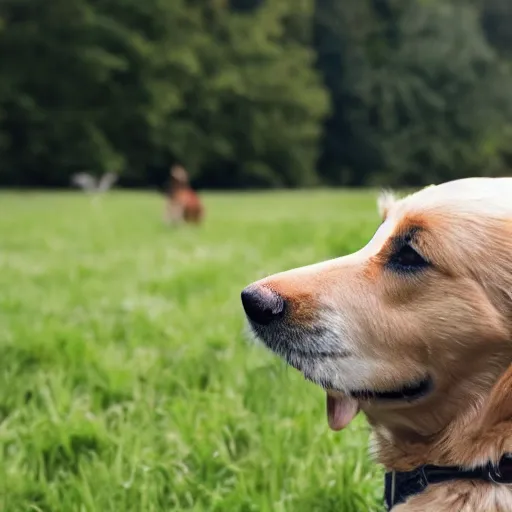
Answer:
xmin=0 ymin=190 xmax=385 ymax=511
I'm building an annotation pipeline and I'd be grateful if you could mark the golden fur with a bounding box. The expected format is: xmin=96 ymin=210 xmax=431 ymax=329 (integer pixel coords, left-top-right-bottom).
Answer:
xmin=245 ymin=178 xmax=512 ymax=511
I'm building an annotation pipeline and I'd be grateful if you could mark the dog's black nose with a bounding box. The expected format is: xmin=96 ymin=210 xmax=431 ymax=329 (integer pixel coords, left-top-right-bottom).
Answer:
xmin=241 ymin=286 xmax=285 ymax=325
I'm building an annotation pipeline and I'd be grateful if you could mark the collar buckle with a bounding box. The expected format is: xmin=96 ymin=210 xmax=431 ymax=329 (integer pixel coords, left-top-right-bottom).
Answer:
xmin=487 ymin=456 xmax=512 ymax=485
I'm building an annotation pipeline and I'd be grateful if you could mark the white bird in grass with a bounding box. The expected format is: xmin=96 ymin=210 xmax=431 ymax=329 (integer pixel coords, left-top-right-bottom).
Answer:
xmin=71 ymin=172 xmax=118 ymax=194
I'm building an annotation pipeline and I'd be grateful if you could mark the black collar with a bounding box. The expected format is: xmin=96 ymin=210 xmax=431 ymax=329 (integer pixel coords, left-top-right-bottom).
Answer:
xmin=385 ymin=454 xmax=512 ymax=510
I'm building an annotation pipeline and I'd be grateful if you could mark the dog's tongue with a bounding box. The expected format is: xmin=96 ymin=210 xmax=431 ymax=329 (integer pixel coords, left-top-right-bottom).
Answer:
xmin=326 ymin=393 xmax=359 ymax=431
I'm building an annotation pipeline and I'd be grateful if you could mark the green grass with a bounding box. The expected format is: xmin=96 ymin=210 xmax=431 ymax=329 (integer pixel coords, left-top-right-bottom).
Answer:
xmin=0 ymin=190 xmax=385 ymax=511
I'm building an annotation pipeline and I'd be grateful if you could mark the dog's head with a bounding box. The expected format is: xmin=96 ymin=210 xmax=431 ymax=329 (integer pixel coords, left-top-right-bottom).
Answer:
xmin=170 ymin=165 xmax=189 ymax=186
xmin=242 ymin=178 xmax=512 ymax=435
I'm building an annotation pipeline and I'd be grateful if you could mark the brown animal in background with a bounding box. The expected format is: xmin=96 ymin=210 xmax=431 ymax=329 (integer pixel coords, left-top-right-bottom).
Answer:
xmin=242 ymin=178 xmax=512 ymax=511
xmin=165 ymin=165 xmax=203 ymax=225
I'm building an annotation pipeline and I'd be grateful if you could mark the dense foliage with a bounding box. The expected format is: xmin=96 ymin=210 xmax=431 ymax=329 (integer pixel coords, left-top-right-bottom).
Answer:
xmin=0 ymin=0 xmax=511 ymax=188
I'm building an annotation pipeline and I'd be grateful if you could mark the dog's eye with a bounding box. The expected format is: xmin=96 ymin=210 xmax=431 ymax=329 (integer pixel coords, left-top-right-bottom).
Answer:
xmin=388 ymin=245 xmax=428 ymax=272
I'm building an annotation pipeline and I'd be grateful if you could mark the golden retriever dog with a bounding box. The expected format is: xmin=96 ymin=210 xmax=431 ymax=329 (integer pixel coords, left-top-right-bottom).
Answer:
xmin=241 ymin=178 xmax=512 ymax=511
xmin=165 ymin=165 xmax=203 ymax=225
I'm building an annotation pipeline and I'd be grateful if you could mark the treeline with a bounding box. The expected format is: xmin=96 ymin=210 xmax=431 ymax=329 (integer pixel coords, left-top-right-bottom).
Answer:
xmin=1 ymin=0 xmax=512 ymax=189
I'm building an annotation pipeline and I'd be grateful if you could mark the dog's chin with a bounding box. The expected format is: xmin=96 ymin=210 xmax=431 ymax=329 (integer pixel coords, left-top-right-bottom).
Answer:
xmin=247 ymin=321 xmax=433 ymax=430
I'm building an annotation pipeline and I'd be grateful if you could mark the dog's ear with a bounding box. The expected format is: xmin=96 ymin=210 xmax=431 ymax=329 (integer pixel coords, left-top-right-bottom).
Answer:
xmin=377 ymin=190 xmax=396 ymax=221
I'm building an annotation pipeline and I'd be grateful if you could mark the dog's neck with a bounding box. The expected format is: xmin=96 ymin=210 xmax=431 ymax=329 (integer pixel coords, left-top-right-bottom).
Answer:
xmin=368 ymin=361 xmax=512 ymax=473
xmin=170 ymin=180 xmax=190 ymax=194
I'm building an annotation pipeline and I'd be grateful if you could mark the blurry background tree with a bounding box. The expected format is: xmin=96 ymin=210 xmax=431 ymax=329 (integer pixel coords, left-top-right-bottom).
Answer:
xmin=0 ymin=0 xmax=511 ymax=188
xmin=315 ymin=0 xmax=512 ymax=186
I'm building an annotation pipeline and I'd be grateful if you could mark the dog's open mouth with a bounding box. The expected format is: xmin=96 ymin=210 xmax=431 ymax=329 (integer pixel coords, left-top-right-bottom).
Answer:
xmin=325 ymin=376 xmax=433 ymax=431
